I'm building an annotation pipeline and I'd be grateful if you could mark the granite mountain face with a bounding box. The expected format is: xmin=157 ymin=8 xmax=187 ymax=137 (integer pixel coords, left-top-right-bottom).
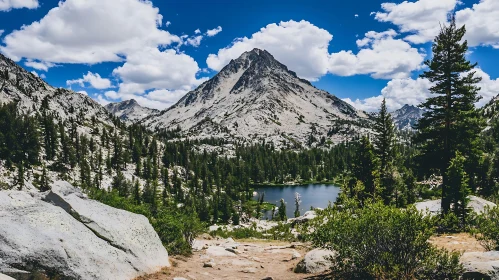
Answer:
xmin=105 ymin=99 xmax=159 ymax=123
xmin=141 ymin=48 xmax=370 ymax=147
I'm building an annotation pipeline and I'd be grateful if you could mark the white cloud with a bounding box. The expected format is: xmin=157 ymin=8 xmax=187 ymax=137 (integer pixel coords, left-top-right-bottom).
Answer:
xmin=355 ymin=14 xmax=359 ymax=18
xmin=0 ymin=0 xmax=38 ymax=11
xmin=374 ymin=0 xmax=458 ymax=44
xmin=208 ymin=21 xmax=425 ymax=81
xmin=111 ymin=47 xmax=205 ymax=103
xmin=101 ymin=89 xmax=187 ymax=110
xmin=165 ymin=21 xmax=171 ymax=27
xmin=207 ymin=20 xmax=333 ymax=81
xmin=185 ymin=35 xmax=203 ymax=47
xmin=77 ymin=90 xmax=88 ymax=96
xmin=67 ymin=71 xmax=112 ymax=89
xmin=474 ymin=68 xmax=499 ymax=106
xmin=344 ymin=77 xmax=432 ymax=112
xmin=0 ymin=30 xmax=4 ymax=37
xmin=30 ymin=70 xmax=38 ymax=77
xmin=96 ymin=94 xmax=110 ymax=106
xmin=346 ymin=68 xmax=499 ymax=112
xmin=1 ymin=0 xmax=179 ymax=64
xmin=329 ymin=29 xmax=426 ymax=79
xmin=24 ymin=60 xmax=56 ymax=71
xmin=40 ymin=73 xmax=46 ymax=79
xmin=194 ymin=28 xmax=201 ymax=34
xmin=206 ymin=26 xmax=222 ymax=37
xmin=456 ymin=0 xmax=499 ymax=49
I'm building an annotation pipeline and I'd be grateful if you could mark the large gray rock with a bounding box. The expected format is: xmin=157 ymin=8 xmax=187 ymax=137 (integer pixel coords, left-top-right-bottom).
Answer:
xmin=294 ymin=248 xmax=336 ymax=274
xmin=415 ymin=196 xmax=496 ymax=216
xmin=0 ymin=181 xmax=169 ymax=279
xmin=461 ymin=251 xmax=499 ymax=280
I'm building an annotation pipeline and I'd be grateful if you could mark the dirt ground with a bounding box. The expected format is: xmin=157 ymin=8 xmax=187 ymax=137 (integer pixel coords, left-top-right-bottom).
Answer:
xmin=429 ymin=233 xmax=485 ymax=253
xmin=138 ymin=233 xmax=484 ymax=280
xmin=137 ymin=237 xmax=325 ymax=280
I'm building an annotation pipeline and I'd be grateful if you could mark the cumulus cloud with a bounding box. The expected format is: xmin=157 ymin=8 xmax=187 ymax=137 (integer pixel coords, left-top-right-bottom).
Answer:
xmin=208 ymin=20 xmax=425 ymax=81
xmin=112 ymin=47 xmax=204 ymax=95
xmin=165 ymin=21 xmax=171 ymax=27
xmin=329 ymin=29 xmax=426 ymax=79
xmin=194 ymin=29 xmax=201 ymax=34
xmin=456 ymin=0 xmax=499 ymax=49
xmin=30 ymin=70 xmax=38 ymax=77
xmin=0 ymin=30 xmax=4 ymax=37
xmin=374 ymin=0 xmax=499 ymax=48
xmin=102 ymin=88 xmax=188 ymax=110
xmin=0 ymin=0 xmax=38 ymax=11
xmin=0 ymin=0 xmax=179 ymax=64
xmin=474 ymin=68 xmax=499 ymax=106
xmin=67 ymin=72 xmax=112 ymax=89
xmin=345 ymin=68 xmax=499 ymax=112
xmin=24 ymin=60 xmax=56 ymax=71
xmin=77 ymin=90 xmax=88 ymax=96
xmin=374 ymin=0 xmax=458 ymax=44
xmin=206 ymin=26 xmax=222 ymax=37
xmin=344 ymin=77 xmax=432 ymax=112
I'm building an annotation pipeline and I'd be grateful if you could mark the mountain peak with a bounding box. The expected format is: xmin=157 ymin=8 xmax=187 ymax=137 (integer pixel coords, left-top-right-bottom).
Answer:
xmin=391 ymin=104 xmax=425 ymax=131
xmin=144 ymin=49 xmax=368 ymax=147
xmin=105 ymin=99 xmax=158 ymax=123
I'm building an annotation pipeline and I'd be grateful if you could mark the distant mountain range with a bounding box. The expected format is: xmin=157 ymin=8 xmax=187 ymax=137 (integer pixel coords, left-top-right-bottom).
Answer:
xmin=105 ymin=99 xmax=159 ymax=123
xmin=391 ymin=104 xmax=425 ymax=131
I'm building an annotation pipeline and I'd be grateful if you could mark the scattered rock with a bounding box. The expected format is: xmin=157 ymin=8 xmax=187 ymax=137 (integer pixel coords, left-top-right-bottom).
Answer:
xmin=261 ymin=277 xmax=274 ymax=280
xmin=203 ymin=260 xmax=216 ymax=268
xmin=225 ymin=248 xmax=239 ymax=254
xmin=291 ymin=250 xmax=301 ymax=260
xmin=206 ymin=246 xmax=237 ymax=257
xmin=288 ymin=211 xmax=317 ymax=224
xmin=415 ymin=196 xmax=496 ymax=216
xmin=0 ymin=273 xmax=15 ymax=280
xmin=241 ymin=267 xmax=257 ymax=274
xmin=294 ymin=248 xmax=336 ymax=274
xmin=461 ymin=251 xmax=499 ymax=280
xmin=0 ymin=182 xmax=169 ymax=280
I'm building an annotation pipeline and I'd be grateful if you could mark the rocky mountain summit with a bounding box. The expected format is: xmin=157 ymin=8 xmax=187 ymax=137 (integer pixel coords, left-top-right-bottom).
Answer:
xmin=0 ymin=54 xmax=115 ymax=132
xmin=0 ymin=181 xmax=169 ymax=279
xmin=391 ymin=104 xmax=425 ymax=131
xmin=105 ymin=99 xmax=159 ymax=123
xmin=142 ymin=48 xmax=370 ymax=148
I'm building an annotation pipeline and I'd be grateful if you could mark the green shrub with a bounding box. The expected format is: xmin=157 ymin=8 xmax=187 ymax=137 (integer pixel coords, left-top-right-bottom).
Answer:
xmin=473 ymin=206 xmax=499 ymax=251
xmin=308 ymin=200 xmax=463 ymax=279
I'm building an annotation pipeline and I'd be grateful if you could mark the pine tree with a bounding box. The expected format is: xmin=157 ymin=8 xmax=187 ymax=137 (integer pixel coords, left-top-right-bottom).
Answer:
xmin=278 ymin=198 xmax=287 ymax=221
xmin=415 ymin=17 xmax=484 ymax=214
xmin=353 ymin=136 xmax=378 ymax=198
xmin=373 ymin=98 xmax=395 ymax=173
xmin=133 ymin=180 xmax=141 ymax=204
xmin=39 ymin=164 xmax=50 ymax=192
xmin=447 ymin=151 xmax=470 ymax=223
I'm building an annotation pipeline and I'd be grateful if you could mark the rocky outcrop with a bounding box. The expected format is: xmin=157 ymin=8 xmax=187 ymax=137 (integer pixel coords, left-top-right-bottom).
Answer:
xmin=415 ymin=196 xmax=496 ymax=216
xmin=0 ymin=181 xmax=169 ymax=279
xmin=294 ymin=248 xmax=336 ymax=274
xmin=461 ymin=251 xmax=499 ymax=280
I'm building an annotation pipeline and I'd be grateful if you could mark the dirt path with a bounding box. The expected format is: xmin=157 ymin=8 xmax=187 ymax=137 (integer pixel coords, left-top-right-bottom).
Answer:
xmin=139 ymin=237 xmax=323 ymax=280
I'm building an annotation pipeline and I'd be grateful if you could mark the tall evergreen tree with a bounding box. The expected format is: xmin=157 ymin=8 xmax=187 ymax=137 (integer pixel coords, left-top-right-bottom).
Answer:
xmin=353 ymin=136 xmax=378 ymax=197
xmin=415 ymin=17 xmax=484 ymax=213
xmin=373 ymin=98 xmax=395 ymax=173
xmin=447 ymin=151 xmax=470 ymax=223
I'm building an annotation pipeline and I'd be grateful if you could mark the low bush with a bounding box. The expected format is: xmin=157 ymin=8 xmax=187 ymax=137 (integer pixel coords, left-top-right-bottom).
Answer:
xmin=473 ymin=206 xmax=499 ymax=251
xmin=307 ymin=200 xmax=463 ymax=279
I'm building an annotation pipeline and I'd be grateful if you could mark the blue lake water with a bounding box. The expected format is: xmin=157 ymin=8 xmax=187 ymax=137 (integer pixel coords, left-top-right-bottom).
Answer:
xmin=253 ymin=184 xmax=341 ymax=219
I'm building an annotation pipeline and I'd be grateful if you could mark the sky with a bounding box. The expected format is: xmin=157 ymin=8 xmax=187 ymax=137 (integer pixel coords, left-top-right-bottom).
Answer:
xmin=0 ymin=0 xmax=499 ymax=111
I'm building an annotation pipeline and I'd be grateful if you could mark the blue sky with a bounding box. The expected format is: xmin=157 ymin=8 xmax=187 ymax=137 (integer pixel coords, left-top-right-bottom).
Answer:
xmin=1 ymin=0 xmax=498 ymax=111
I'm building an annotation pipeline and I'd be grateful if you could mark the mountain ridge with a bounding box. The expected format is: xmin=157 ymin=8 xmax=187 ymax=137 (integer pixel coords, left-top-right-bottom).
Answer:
xmin=141 ymin=48 xmax=371 ymax=148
